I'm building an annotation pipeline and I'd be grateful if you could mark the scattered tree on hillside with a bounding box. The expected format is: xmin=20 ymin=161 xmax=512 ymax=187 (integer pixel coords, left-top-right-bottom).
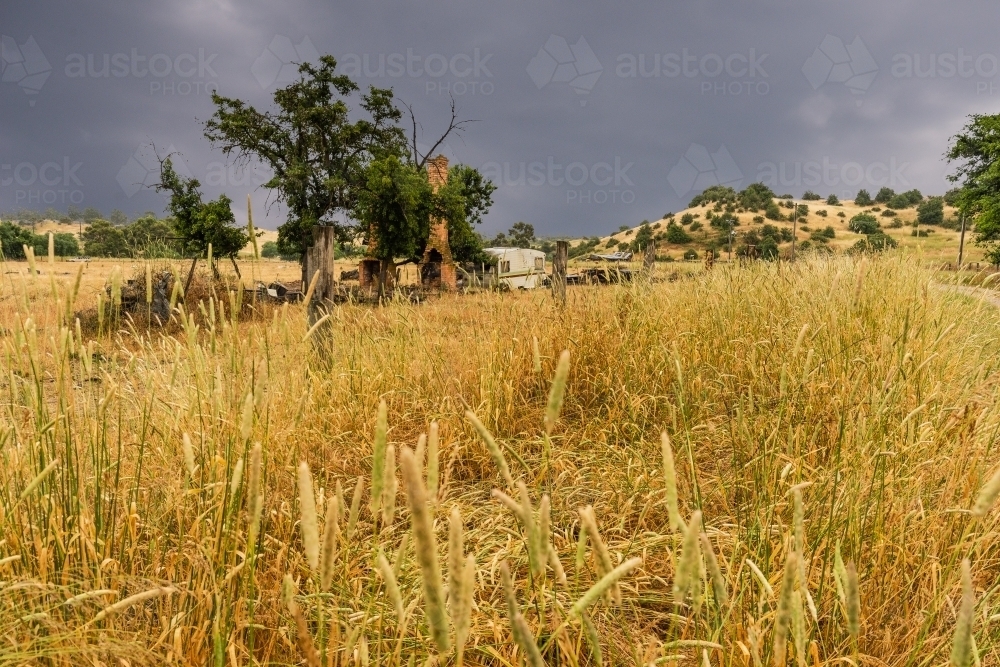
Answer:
xmin=917 ymin=197 xmax=944 ymax=225
xmin=854 ymin=189 xmax=873 ymax=206
xmin=802 ymin=191 xmax=821 ymax=201
xmin=826 ymin=194 xmax=840 ymax=205
xmin=874 ymin=187 xmax=895 ymax=204
xmin=848 ymin=213 xmax=881 ymax=235
xmin=738 ymin=183 xmax=776 ymax=211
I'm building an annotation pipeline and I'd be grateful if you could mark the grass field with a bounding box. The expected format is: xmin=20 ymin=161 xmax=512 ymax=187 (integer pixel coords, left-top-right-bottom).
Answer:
xmin=1 ymin=253 xmax=1000 ymax=666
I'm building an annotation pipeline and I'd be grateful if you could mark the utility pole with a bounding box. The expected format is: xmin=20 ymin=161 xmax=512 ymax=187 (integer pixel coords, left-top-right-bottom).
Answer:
xmin=957 ymin=212 xmax=966 ymax=267
xmin=790 ymin=204 xmax=797 ymax=260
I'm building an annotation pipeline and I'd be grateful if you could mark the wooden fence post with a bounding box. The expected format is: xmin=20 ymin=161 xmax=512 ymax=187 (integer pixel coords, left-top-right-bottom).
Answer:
xmin=305 ymin=226 xmax=338 ymax=321
xmin=643 ymin=241 xmax=656 ymax=273
xmin=553 ymin=241 xmax=568 ymax=306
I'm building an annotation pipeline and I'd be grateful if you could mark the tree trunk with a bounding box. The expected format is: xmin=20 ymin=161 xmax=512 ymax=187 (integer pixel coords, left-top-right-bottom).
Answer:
xmin=229 ymin=256 xmax=242 ymax=280
xmin=377 ymin=258 xmax=395 ymax=299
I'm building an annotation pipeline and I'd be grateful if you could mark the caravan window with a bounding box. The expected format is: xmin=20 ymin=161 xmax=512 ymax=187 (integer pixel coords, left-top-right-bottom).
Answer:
xmin=534 ymin=257 xmax=544 ymax=271
xmin=500 ymin=260 xmax=511 ymax=274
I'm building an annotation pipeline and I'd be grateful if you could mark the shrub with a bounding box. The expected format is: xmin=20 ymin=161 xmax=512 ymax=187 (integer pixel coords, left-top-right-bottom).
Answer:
xmin=800 ymin=225 xmax=811 ymax=232
xmin=683 ymin=248 xmax=698 ymax=260
xmin=826 ymin=194 xmax=840 ymax=205
xmin=944 ymin=188 xmax=961 ymax=206
xmin=779 ymin=193 xmax=794 ymax=199
xmin=764 ymin=201 xmax=783 ymax=220
xmin=689 ymin=221 xmax=703 ymax=232
xmin=881 ymin=209 xmax=898 ymax=217
xmin=688 ymin=185 xmax=738 ymax=208
xmin=902 ymin=189 xmax=923 ymax=205
xmin=802 ymin=191 xmax=821 ymax=200
xmin=816 ymin=209 xmax=828 ymax=217
xmin=887 ymin=194 xmax=911 ymax=210
xmin=887 ymin=219 xmax=904 ymax=229
xmin=680 ymin=213 xmax=695 ymax=225
xmin=837 ymin=211 xmax=846 ymax=217
xmin=854 ymin=189 xmax=873 ymax=206
xmin=664 ymin=222 xmax=691 ymax=244
xmin=752 ymin=215 xmax=765 ymax=224
xmin=33 ymin=232 xmax=80 ymax=257
xmin=0 ymin=221 xmax=34 ymax=259
xmin=848 ymin=213 xmax=881 ymax=235
xmin=618 ymin=225 xmax=630 ymax=232
xmin=874 ymin=187 xmax=895 ymax=203
xmin=605 ymin=238 xmax=620 ymax=248
xmin=917 ymin=197 xmax=944 ymax=225
xmin=849 ymin=231 xmax=897 ymax=253
xmin=821 ymin=226 xmax=836 ymax=238
xmin=261 ymin=241 xmax=281 ymax=258
xmin=737 ymin=182 xmax=776 ymax=211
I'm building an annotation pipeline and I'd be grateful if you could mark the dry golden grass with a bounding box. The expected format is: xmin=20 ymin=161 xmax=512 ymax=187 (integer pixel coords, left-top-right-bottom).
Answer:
xmin=607 ymin=199 xmax=981 ymax=264
xmin=1 ymin=253 xmax=1000 ymax=666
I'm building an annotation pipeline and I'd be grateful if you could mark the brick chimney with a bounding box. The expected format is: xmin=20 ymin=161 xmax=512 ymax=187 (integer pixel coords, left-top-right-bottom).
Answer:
xmin=420 ymin=155 xmax=457 ymax=290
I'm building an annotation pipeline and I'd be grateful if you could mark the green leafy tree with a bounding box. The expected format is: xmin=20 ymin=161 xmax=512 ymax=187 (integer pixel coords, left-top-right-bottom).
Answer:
xmin=631 ymin=221 xmax=654 ymax=251
xmin=33 ymin=232 xmax=80 ymax=257
xmin=945 ymin=114 xmax=1000 ymax=262
xmin=204 ymin=56 xmax=407 ymax=266
xmin=664 ymin=221 xmax=691 ymax=244
xmin=355 ymin=156 xmax=432 ymax=292
xmin=66 ymin=205 xmax=82 ymax=221
xmin=83 ymin=207 xmax=103 ymax=222
xmin=123 ymin=215 xmax=178 ymax=258
xmin=487 ymin=231 xmax=508 ymax=247
xmin=738 ymin=183 xmax=776 ymax=211
xmin=109 ymin=209 xmax=128 ymax=226
xmin=874 ymin=187 xmax=895 ymax=204
xmin=764 ymin=200 xmax=783 ymax=221
xmin=261 ymin=241 xmax=280 ymax=258
xmin=0 ymin=221 xmax=34 ymax=259
xmin=887 ymin=194 xmax=911 ymax=210
xmin=441 ymin=164 xmax=495 ymax=264
xmin=802 ymin=191 xmax=821 ymax=201
xmin=508 ymin=221 xmax=536 ymax=249
xmin=157 ymin=158 xmax=249 ymax=264
xmin=848 ymin=232 xmax=897 ymax=254
xmin=689 ymin=185 xmax=737 ymax=208
xmin=826 ymin=194 xmax=840 ymax=205
xmin=82 ymin=219 xmax=129 ymax=257
xmin=854 ymin=189 xmax=873 ymax=206
xmin=917 ymin=197 xmax=944 ymax=225
xmin=848 ymin=213 xmax=881 ymax=235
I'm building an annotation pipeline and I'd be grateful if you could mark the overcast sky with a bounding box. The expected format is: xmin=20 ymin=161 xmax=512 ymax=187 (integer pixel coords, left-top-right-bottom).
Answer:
xmin=1 ymin=0 xmax=998 ymax=237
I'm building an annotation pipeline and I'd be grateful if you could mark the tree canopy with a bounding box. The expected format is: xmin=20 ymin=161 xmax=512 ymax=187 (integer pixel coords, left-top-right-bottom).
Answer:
xmin=156 ymin=158 xmax=249 ymax=259
xmin=204 ymin=55 xmax=495 ymax=270
xmin=947 ymin=113 xmax=1000 ymax=261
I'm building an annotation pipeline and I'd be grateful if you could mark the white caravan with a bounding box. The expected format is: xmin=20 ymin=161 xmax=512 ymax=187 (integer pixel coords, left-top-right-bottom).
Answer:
xmin=484 ymin=247 xmax=547 ymax=289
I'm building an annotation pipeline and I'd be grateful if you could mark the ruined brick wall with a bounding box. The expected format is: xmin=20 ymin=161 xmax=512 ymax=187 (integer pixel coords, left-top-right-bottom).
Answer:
xmin=421 ymin=155 xmax=456 ymax=290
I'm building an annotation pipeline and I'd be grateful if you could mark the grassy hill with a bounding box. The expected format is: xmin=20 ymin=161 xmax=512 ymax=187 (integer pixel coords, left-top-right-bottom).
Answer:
xmin=581 ymin=195 xmax=979 ymax=265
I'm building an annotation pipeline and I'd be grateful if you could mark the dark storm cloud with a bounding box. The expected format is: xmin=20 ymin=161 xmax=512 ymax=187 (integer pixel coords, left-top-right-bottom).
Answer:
xmin=1 ymin=0 xmax=999 ymax=237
